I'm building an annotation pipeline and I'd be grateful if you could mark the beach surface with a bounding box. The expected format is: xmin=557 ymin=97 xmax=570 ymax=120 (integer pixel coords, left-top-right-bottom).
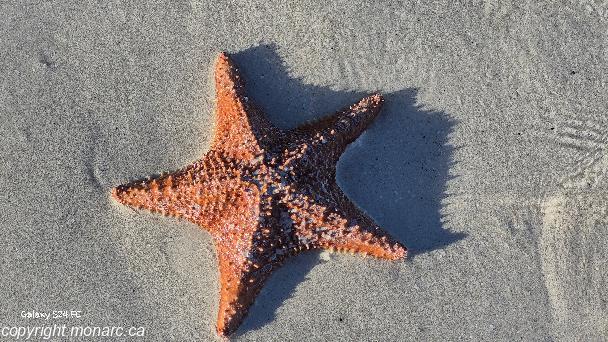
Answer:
xmin=1 ymin=1 xmax=607 ymax=340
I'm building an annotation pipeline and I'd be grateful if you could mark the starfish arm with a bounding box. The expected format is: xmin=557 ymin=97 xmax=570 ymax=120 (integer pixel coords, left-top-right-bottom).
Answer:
xmin=212 ymin=52 xmax=281 ymax=159
xmin=290 ymin=94 xmax=384 ymax=155
xmin=213 ymin=235 xmax=279 ymax=336
xmin=111 ymin=151 xmax=258 ymax=234
xmin=111 ymin=164 xmax=200 ymax=218
xmin=287 ymin=187 xmax=406 ymax=260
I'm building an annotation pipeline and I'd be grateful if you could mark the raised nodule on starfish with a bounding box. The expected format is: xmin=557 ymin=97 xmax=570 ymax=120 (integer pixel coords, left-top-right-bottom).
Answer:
xmin=111 ymin=52 xmax=406 ymax=337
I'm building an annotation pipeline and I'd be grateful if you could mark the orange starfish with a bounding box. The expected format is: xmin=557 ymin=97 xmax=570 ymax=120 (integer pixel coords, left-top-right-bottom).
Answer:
xmin=111 ymin=52 xmax=406 ymax=337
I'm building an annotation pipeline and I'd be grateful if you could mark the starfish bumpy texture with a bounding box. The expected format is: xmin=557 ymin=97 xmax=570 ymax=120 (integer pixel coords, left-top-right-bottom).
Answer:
xmin=111 ymin=52 xmax=406 ymax=336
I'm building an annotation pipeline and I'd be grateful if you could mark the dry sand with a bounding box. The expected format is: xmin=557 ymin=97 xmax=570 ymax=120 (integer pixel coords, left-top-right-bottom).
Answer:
xmin=1 ymin=1 xmax=607 ymax=341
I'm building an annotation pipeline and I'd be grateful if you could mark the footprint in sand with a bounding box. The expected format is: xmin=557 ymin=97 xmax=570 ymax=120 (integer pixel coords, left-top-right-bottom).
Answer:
xmin=540 ymin=117 xmax=608 ymax=339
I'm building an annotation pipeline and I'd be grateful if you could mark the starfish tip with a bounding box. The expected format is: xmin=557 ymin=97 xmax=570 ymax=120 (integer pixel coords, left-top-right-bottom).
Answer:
xmin=395 ymin=247 xmax=408 ymax=260
xmin=371 ymin=93 xmax=384 ymax=101
xmin=216 ymin=327 xmax=226 ymax=337
xmin=386 ymin=240 xmax=408 ymax=260
xmin=110 ymin=186 xmax=121 ymax=200
xmin=216 ymin=51 xmax=235 ymax=69
xmin=216 ymin=323 xmax=234 ymax=339
xmin=111 ymin=189 xmax=131 ymax=208
xmin=366 ymin=93 xmax=385 ymax=110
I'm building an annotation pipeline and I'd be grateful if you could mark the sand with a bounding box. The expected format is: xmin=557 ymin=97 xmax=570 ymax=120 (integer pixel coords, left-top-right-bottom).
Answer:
xmin=1 ymin=1 xmax=607 ymax=340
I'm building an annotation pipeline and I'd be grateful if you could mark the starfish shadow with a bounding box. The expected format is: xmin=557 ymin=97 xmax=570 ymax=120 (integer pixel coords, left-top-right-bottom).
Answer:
xmin=338 ymin=89 xmax=466 ymax=255
xmin=230 ymin=44 xmax=464 ymax=335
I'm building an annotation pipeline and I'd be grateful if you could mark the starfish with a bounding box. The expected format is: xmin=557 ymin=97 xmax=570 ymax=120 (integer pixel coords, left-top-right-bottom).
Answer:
xmin=111 ymin=52 xmax=406 ymax=337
